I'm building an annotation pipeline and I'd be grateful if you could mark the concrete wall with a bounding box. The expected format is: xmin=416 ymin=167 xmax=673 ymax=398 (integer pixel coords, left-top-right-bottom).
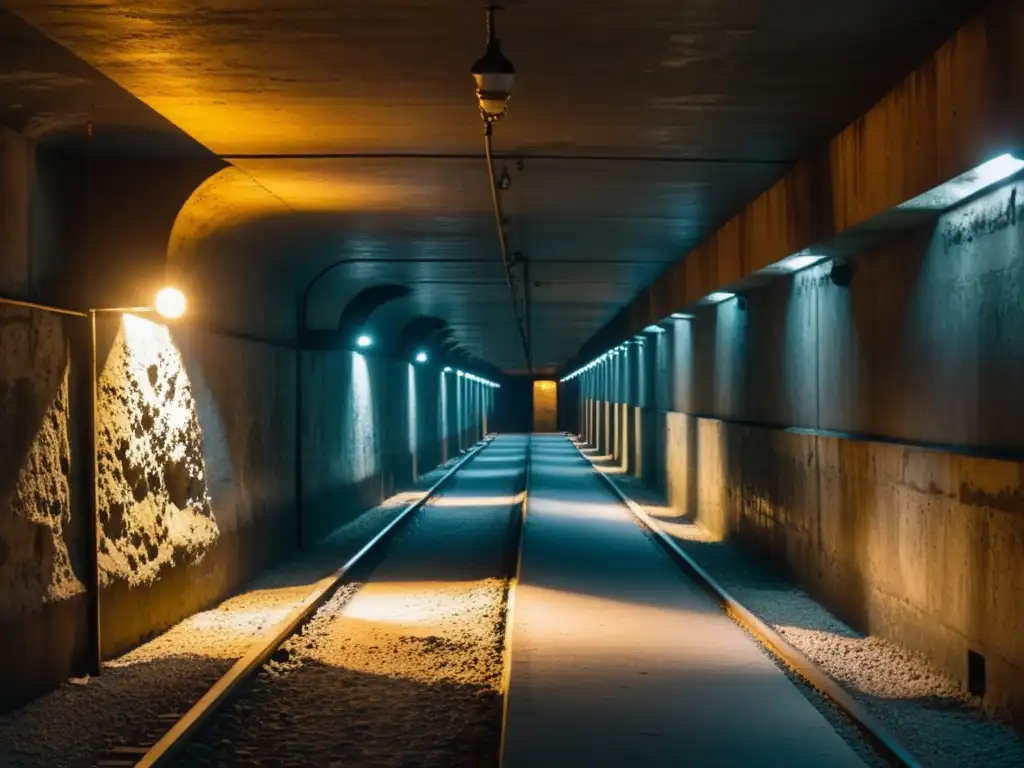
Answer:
xmin=575 ymin=177 xmax=1024 ymax=721
xmin=94 ymin=320 xmax=298 ymax=658
xmin=0 ymin=129 xmax=87 ymax=709
xmin=0 ymin=121 xmax=494 ymax=710
xmin=301 ymin=354 xmax=489 ymax=545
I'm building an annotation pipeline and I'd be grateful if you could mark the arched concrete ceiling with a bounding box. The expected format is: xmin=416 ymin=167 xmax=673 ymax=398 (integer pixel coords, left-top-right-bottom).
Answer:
xmin=5 ymin=0 xmax=981 ymax=372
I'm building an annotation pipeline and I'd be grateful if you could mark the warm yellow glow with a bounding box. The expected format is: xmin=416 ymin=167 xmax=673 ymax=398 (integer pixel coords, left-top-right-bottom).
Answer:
xmin=430 ymin=495 xmax=521 ymax=508
xmin=155 ymin=287 xmax=187 ymax=319
xmin=389 ymin=491 xmax=426 ymax=505
xmin=342 ymin=581 xmax=498 ymax=629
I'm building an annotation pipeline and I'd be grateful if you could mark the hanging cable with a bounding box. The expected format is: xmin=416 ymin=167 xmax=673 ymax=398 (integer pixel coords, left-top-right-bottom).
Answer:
xmin=484 ymin=125 xmax=532 ymax=371
xmin=472 ymin=4 xmax=530 ymax=371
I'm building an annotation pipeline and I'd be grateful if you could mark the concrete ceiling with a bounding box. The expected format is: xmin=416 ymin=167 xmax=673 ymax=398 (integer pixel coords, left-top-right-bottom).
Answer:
xmin=3 ymin=0 xmax=981 ymax=372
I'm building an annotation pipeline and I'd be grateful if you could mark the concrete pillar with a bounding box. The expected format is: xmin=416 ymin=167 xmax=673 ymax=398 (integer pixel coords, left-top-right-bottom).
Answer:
xmin=441 ymin=369 xmax=457 ymax=462
xmin=622 ymin=343 xmax=638 ymax=474
xmin=610 ymin=354 xmax=621 ymax=461
xmin=626 ymin=340 xmax=642 ymax=477
xmin=589 ymin=372 xmax=598 ymax=444
xmin=600 ymin=359 xmax=610 ymax=456
xmin=643 ymin=330 xmax=664 ymax=488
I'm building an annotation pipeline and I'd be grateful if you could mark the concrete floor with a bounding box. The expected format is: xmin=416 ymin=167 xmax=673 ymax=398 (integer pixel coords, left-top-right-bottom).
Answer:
xmin=502 ymin=434 xmax=865 ymax=767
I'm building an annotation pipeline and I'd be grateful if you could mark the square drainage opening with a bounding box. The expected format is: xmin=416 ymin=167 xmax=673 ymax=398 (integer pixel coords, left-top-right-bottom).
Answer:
xmin=968 ymin=649 xmax=986 ymax=697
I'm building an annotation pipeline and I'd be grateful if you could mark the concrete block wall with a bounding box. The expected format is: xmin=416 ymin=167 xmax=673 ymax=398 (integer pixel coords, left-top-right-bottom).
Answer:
xmin=574 ymin=177 xmax=1024 ymax=722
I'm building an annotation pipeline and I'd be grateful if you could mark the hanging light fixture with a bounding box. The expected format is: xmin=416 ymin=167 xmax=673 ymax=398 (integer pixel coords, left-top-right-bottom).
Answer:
xmin=470 ymin=3 xmax=530 ymax=371
xmin=471 ymin=5 xmax=516 ymax=126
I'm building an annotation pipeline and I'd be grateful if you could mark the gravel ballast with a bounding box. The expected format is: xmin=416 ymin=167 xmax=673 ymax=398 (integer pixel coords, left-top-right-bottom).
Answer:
xmin=0 ymin=457 xmax=464 ymax=768
xmin=602 ymin=462 xmax=1024 ymax=768
xmin=182 ymin=436 xmax=527 ymax=767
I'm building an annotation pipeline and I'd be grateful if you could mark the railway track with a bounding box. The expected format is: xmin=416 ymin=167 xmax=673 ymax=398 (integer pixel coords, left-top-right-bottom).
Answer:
xmin=569 ymin=436 xmax=921 ymax=768
xmin=93 ymin=435 xmax=530 ymax=768
xmin=93 ymin=430 xmax=914 ymax=767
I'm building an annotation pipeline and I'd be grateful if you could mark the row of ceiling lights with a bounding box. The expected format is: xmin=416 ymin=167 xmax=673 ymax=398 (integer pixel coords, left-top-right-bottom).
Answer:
xmin=355 ymin=333 xmax=499 ymax=386
xmin=558 ymin=149 xmax=1024 ymax=385
xmin=556 ymin=253 xmax=825 ymax=383
xmin=353 ymin=333 xmax=438 ymax=367
xmin=559 ymin=151 xmax=1024 ymax=385
xmin=443 ymin=367 xmax=502 ymax=389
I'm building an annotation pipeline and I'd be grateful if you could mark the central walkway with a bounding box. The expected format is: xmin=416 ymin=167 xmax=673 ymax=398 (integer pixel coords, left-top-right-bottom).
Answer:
xmin=502 ymin=434 xmax=864 ymax=767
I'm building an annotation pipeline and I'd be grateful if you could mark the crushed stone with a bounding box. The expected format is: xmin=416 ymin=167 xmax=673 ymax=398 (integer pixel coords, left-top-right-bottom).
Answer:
xmin=608 ymin=469 xmax=1024 ymax=768
xmin=182 ymin=440 xmax=524 ymax=767
xmin=0 ymin=459 xmax=457 ymax=768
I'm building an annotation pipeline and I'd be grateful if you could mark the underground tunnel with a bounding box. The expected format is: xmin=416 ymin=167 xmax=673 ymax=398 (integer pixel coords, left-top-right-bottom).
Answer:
xmin=1 ymin=1 xmax=1024 ymax=766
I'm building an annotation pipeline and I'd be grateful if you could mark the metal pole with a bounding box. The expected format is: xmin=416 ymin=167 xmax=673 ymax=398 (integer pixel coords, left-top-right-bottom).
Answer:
xmin=295 ymin=298 xmax=304 ymax=550
xmin=0 ymin=296 xmax=87 ymax=317
xmin=87 ymin=309 xmax=102 ymax=676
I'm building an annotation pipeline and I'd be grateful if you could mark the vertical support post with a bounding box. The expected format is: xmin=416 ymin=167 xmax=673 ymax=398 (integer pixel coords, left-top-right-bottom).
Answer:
xmin=295 ymin=299 xmax=304 ymax=550
xmin=86 ymin=309 xmax=101 ymax=676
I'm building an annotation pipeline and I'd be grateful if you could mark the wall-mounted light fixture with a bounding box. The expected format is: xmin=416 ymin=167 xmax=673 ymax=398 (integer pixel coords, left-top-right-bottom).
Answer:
xmin=705 ymin=292 xmax=736 ymax=304
xmin=899 ymin=152 xmax=1024 ymax=211
xmin=82 ymin=286 xmax=189 ymax=675
xmin=767 ymin=253 xmax=827 ymax=274
xmin=154 ymin=287 xmax=187 ymax=319
xmin=356 ymin=334 xmax=373 ymax=349
xmin=0 ymin=285 xmax=190 ymax=678
xmin=415 ymin=351 xmax=428 ymax=364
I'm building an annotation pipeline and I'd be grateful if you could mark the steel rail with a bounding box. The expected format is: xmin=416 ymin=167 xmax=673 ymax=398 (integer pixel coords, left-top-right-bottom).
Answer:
xmin=568 ymin=436 xmax=922 ymax=768
xmin=136 ymin=437 xmax=495 ymax=767
xmin=497 ymin=435 xmax=530 ymax=768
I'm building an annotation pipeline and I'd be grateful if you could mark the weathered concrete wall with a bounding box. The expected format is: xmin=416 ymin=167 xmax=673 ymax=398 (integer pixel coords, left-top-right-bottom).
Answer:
xmin=655 ymin=413 xmax=1024 ymax=722
xmin=580 ymin=177 xmax=1024 ymax=721
xmin=573 ymin=1 xmax=1024 ymax=362
xmin=0 ymin=128 xmax=87 ymax=709
xmin=301 ymin=354 xmax=485 ymax=545
xmin=0 ymin=124 xmax=301 ymax=707
xmin=95 ymin=320 xmax=298 ymax=657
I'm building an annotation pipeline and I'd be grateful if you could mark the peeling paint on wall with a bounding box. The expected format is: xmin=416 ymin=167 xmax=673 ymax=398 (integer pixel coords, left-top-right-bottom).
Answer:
xmin=96 ymin=315 xmax=217 ymax=587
